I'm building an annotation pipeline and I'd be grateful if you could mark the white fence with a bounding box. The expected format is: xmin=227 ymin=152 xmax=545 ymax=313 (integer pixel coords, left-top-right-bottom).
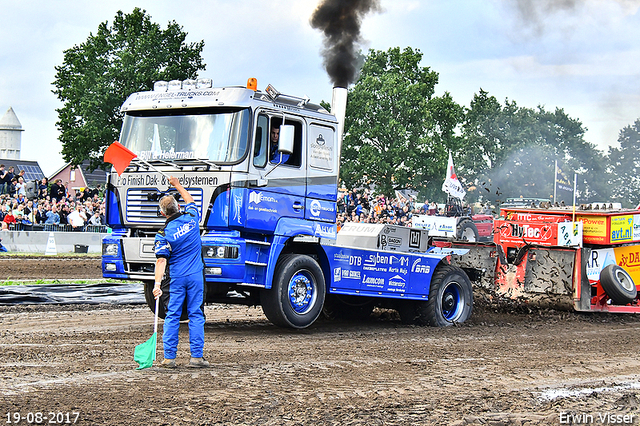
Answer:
xmin=0 ymin=230 xmax=106 ymax=254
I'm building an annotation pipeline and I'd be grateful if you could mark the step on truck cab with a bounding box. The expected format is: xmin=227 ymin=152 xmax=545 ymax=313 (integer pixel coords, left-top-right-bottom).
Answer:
xmin=102 ymin=78 xmax=474 ymax=328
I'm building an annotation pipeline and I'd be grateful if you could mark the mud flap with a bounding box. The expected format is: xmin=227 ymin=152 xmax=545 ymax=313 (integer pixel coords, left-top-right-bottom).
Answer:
xmin=576 ymin=248 xmax=592 ymax=312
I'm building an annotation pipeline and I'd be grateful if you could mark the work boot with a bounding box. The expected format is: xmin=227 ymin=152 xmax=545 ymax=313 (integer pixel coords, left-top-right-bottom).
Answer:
xmin=187 ymin=357 xmax=210 ymax=368
xmin=159 ymin=358 xmax=176 ymax=369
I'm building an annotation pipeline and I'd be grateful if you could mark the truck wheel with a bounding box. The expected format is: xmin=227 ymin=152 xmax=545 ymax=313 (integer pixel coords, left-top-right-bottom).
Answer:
xmin=323 ymin=294 xmax=374 ymax=320
xmin=457 ymin=220 xmax=479 ymax=242
xmin=143 ymin=280 xmax=204 ymax=321
xmin=600 ymin=265 xmax=637 ymax=305
xmin=420 ymin=264 xmax=473 ymax=326
xmin=261 ymin=254 xmax=326 ymax=329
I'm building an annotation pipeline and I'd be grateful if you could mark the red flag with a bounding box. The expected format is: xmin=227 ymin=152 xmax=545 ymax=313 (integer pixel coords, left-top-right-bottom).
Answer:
xmin=104 ymin=142 xmax=137 ymax=176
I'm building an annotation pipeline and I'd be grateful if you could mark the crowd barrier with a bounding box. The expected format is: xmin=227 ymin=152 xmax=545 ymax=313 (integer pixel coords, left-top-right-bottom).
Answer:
xmin=5 ymin=223 xmax=108 ymax=233
xmin=0 ymin=230 xmax=108 ymax=254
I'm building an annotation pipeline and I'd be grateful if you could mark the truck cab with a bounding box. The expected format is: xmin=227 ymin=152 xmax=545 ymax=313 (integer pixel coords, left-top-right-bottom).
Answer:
xmin=102 ymin=79 xmax=339 ymax=315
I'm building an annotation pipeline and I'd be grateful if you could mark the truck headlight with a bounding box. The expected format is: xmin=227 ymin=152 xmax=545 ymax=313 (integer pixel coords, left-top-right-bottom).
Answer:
xmin=203 ymin=246 xmax=238 ymax=259
xmin=103 ymin=243 xmax=120 ymax=256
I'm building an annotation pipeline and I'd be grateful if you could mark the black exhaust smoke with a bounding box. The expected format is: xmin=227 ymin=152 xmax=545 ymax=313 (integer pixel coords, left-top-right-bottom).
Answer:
xmin=310 ymin=0 xmax=381 ymax=88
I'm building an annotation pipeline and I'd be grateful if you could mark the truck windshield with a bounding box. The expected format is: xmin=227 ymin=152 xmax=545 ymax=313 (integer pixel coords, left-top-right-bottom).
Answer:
xmin=120 ymin=108 xmax=250 ymax=163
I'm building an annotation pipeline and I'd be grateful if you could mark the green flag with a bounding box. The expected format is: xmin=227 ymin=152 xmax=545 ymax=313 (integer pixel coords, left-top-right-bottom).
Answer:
xmin=134 ymin=296 xmax=160 ymax=370
xmin=134 ymin=332 xmax=157 ymax=370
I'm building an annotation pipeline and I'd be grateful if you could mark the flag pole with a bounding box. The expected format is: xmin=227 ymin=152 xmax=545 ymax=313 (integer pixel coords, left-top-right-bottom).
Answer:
xmin=553 ymin=160 xmax=557 ymax=202
xmin=135 ymin=158 xmax=171 ymax=180
xmin=572 ymin=172 xmax=578 ymax=223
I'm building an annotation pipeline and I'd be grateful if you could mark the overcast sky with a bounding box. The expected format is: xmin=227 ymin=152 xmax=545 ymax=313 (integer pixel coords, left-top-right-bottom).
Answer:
xmin=1 ymin=0 xmax=639 ymax=176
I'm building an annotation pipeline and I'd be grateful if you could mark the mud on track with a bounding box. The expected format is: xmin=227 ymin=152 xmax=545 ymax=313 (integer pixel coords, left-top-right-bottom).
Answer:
xmin=2 ymin=255 xmax=640 ymax=425
xmin=2 ymin=302 xmax=640 ymax=425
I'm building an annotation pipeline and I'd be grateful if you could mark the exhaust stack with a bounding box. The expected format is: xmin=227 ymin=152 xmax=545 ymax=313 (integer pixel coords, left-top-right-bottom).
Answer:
xmin=331 ymin=86 xmax=347 ymax=157
xmin=331 ymin=86 xmax=347 ymax=181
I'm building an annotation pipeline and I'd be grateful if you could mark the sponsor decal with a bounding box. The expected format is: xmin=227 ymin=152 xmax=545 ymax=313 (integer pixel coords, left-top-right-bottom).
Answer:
xmin=172 ymin=219 xmax=197 ymax=239
xmin=500 ymin=223 xmax=553 ymax=241
xmin=364 ymin=253 xmax=408 ymax=271
xmin=333 ymin=252 xmax=350 ymax=263
xmin=334 ymin=268 xmax=342 ymax=283
xmin=409 ymin=229 xmax=421 ymax=248
xmin=380 ymin=234 xmax=402 ymax=248
xmin=232 ymin=193 xmax=242 ymax=224
xmin=249 ymin=191 xmax=277 ymax=205
xmin=411 ymin=258 xmax=431 ymax=274
xmin=310 ymin=200 xmax=321 ymax=216
xmin=134 ymin=90 xmax=221 ymax=101
xmin=362 ymin=275 xmax=385 ymax=287
xmin=309 ymin=130 xmax=334 ymax=170
xmin=154 ymin=241 xmax=170 ymax=254
xmin=139 ymin=150 xmax=195 ymax=161
xmin=115 ymin=173 xmax=219 ymax=188
xmin=577 ymin=215 xmax=607 ymax=244
xmin=388 ymin=274 xmax=406 ymax=291
xmin=314 ymin=223 xmax=337 ymax=239
xmin=611 ymin=215 xmax=633 ymax=243
xmin=341 ymin=269 xmax=361 ymax=280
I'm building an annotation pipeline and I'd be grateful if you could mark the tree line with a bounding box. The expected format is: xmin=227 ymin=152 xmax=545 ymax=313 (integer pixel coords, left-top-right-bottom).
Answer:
xmin=342 ymin=47 xmax=640 ymax=208
xmin=52 ymin=10 xmax=640 ymax=208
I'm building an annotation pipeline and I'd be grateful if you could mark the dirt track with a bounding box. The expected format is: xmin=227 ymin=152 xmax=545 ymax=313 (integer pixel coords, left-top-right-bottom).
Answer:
xmin=2 ymin=256 xmax=640 ymax=425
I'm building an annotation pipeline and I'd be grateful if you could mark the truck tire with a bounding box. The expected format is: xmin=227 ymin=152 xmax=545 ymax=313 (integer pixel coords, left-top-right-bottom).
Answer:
xmin=600 ymin=264 xmax=637 ymax=305
xmin=143 ymin=279 xmax=205 ymax=321
xmin=457 ymin=219 xmax=479 ymax=242
xmin=261 ymin=254 xmax=326 ymax=329
xmin=323 ymin=294 xmax=374 ymax=320
xmin=421 ymin=264 xmax=473 ymax=326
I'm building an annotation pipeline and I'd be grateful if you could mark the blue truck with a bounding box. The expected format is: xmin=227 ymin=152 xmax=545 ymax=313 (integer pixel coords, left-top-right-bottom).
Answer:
xmin=101 ymin=78 xmax=473 ymax=328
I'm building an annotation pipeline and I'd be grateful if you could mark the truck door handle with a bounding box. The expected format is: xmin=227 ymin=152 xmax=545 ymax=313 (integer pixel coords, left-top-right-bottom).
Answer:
xmin=293 ymin=202 xmax=304 ymax=210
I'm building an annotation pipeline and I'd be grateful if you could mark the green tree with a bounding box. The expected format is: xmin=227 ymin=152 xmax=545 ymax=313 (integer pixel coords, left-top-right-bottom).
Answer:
xmin=52 ymin=8 xmax=205 ymax=170
xmin=459 ymin=90 xmax=603 ymax=205
xmin=606 ymin=119 xmax=640 ymax=207
xmin=341 ymin=47 xmax=463 ymax=200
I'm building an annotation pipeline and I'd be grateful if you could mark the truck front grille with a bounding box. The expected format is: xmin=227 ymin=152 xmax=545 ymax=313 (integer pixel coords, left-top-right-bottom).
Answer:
xmin=125 ymin=187 xmax=204 ymax=223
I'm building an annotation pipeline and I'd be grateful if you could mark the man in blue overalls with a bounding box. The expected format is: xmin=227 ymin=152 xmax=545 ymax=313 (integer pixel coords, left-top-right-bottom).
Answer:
xmin=152 ymin=176 xmax=208 ymax=368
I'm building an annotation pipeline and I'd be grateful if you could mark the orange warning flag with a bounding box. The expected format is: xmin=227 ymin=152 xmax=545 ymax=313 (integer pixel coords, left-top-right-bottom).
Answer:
xmin=104 ymin=142 xmax=137 ymax=176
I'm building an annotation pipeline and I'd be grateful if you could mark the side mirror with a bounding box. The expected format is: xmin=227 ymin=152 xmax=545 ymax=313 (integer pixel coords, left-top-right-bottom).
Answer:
xmin=278 ymin=125 xmax=295 ymax=154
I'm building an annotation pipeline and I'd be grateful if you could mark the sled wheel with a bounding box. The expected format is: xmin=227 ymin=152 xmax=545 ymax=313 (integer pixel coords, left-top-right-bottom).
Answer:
xmin=419 ymin=264 xmax=473 ymax=326
xmin=457 ymin=219 xmax=479 ymax=242
xmin=323 ymin=294 xmax=375 ymax=320
xmin=261 ymin=254 xmax=325 ymax=329
xmin=600 ymin=265 xmax=637 ymax=305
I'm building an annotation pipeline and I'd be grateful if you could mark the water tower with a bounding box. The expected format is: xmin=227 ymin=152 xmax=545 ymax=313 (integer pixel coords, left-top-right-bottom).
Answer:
xmin=0 ymin=107 xmax=23 ymax=159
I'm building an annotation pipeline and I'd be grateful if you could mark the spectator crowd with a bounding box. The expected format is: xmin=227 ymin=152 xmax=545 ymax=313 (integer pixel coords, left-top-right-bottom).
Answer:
xmin=0 ymin=165 xmax=106 ymax=232
xmin=337 ymin=188 xmax=445 ymax=230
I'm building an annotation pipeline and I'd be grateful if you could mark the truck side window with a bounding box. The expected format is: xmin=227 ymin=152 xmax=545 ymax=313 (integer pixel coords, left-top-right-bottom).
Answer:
xmin=253 ymin=114 xmax=269 ymax=168
xmin=269 ymin=119 xmax=302 ymax=168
